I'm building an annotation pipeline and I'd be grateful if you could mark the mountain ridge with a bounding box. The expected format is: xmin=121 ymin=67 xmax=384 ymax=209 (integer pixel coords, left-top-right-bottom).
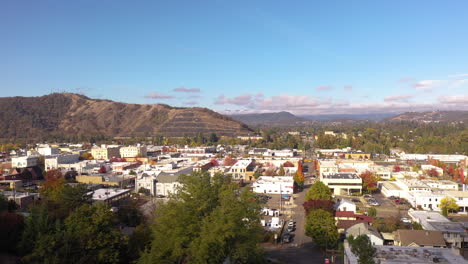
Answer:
xmin=0 ymin=93 xmax=252 ymax=139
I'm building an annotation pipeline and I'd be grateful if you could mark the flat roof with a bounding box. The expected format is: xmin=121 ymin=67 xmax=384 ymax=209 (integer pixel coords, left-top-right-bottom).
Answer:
xmin=445 ymin=191 xmax=468 ymax=198
xmin=90 ymin=188 xmax=130 ymax=201
xmin=373 ymin=245 xmax=466 ymax=264
xmin=323 ymin=173 xmax=360 ymax=179
xmin=382 ymin=181 xmax=403 ymax=191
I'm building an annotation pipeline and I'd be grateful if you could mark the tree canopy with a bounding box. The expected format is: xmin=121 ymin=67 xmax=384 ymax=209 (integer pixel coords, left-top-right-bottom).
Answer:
xmin=440 ymin=196 xmax=459 ymax=216
xmin=305 ymin=181 xmax=332 ymax=201
xmin=139 ymin=172 xmax=265 ymax=264
xmin=305 ymin=209 xmax=339 ymax=249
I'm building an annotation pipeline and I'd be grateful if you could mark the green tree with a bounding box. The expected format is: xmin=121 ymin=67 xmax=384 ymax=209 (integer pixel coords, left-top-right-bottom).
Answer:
xmin=367 ymin=207 xmax=377 ymax=217
xmin=305 ymin=181 xmax=332 ymax=201
xmin=440 ymin=196 xmax=459 ymax=216
xmin=348 ymin=235 xmax=376 ymax=264
xmin=305 ymin=209 xmax=339 ymax=249
xmin=23 ymin=204 xmax=126 ymax=264
xmin=139 ymin=172 xmax=265 ymax=263
xmin=278 ymin=165 xmax=285 ymax=176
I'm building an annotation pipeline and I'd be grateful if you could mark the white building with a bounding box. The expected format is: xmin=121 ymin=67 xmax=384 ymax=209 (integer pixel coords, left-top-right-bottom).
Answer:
xmin=45 ymin=154 xmax=80 ymax=171
xmin=120 ymin=146 xmax=147 ymax=158
xmin=37 ymin=146 xmax=59 ymax=156
xmin=89 ymin=188 xmax=131 ymax=205
xmin=252 ymin=176 xmax=294 ymax=194
xmin=335 ymin=199 xmax=357 ymax=213
xmin=12 ymin=156 xmax=39 ymax=168
xmin=320 ymin=173 xmax=363 ymax=195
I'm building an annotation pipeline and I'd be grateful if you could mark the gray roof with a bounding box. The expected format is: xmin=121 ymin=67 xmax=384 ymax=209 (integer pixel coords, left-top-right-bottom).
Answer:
xmin=157 ymin=173 xmax=180 ymax=183
xmin=346 ymin=222 xmax=382 ymax=240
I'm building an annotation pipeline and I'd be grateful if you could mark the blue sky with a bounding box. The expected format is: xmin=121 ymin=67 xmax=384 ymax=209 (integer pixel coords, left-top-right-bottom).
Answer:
xmin=1 ymin=0 xmax=467 ymax=115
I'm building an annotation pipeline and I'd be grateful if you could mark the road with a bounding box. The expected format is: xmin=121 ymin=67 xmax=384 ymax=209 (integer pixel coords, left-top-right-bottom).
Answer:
xmin=264 ymin=179 xmax=328 ymax=264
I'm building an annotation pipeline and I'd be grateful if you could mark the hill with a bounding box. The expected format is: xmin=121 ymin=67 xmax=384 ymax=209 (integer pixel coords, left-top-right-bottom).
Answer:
xmin=0 ymin=93 xmax=252 ymax=139
xmin=229 ymin=111 xmax=313 ymax=127
xmin=386 ymin=111 xmax=468 ymax=123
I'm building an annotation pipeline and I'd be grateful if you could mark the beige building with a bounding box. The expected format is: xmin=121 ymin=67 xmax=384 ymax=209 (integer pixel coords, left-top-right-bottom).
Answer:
xmin=91 ymin=147 xmax=121 ymax=160
xmin=120 ymin=146 xmax=147 ymax=158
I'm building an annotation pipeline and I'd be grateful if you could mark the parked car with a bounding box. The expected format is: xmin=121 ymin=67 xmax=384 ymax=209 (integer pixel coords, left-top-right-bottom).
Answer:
xmin=368 ymin=200 xmax=379 ymax=206
xmin=351 ymin=198 xmax=361 ymax=203
xmin=363 ymin=194 xmax=372 ymax=199
xmin=287 ymin=225 xmax=295 ymax=232
xmin=282 ymin=232 xmax=292 ymax=243
xmin=401 ymin=217 xmax=411 ymax=224
xmin=287 ymin=220 xmax=295 ymax=227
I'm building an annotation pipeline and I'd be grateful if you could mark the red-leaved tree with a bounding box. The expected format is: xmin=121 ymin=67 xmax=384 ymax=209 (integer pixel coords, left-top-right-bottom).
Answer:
xmin=392 ymin=164 xmax=401 ymax=172
xmin=283 ymin=161 xmax=295 ymax=167
xmin=303 ymin=199 xmax=335 ymax=215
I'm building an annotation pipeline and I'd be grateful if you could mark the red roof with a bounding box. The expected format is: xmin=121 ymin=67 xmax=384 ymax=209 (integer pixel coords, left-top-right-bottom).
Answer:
xmin=335 ymin=211 xmax=356 ymax=217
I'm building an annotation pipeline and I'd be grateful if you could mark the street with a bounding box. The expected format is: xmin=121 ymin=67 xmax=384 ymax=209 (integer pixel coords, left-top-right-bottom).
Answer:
xmin=264 ymin=178 xmax=329 ymax=264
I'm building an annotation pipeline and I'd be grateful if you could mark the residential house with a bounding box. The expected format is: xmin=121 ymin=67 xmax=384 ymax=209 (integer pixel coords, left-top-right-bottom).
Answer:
xmin=346 ymin=222 xmax=384 ymax=246
xmin=394 ymin=229 xmax=446 ymax=248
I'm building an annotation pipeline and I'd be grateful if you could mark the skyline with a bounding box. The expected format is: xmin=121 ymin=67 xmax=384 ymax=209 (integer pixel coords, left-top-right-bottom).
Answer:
xmin=2 ymin=0 xmax=468 ymax=115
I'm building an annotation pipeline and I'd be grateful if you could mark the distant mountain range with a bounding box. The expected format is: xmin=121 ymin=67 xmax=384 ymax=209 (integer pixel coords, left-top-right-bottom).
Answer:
xmin=385 ymin=111 xmax=468 ymax=123
xmin=0 ymin=93 xmax=252 ymax=139
xmin=230 ymin=111 xmax=468 ymax=127
xmin=229 ymin=111 xmax=314 ymax=127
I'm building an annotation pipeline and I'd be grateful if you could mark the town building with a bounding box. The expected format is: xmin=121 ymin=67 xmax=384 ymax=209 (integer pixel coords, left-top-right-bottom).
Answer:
xmin=394 ymin=229 xmax=446 ymax=248
xmin=320 ymin=173 xmax=362 ymax=195
xmin=11 ymin=156 xmax=39 ymax=168
xmin=89 ymin=188 xmax=131 ymax=205
xmin=91 ymin=146 xmax=121 ymax=160
xmin=344 ymin=244 xmax=466 ymax=264
xmin=119 ymin=146 xmax=147 ymax=158
xmin=346 ymin=223 xmax=384 ymax=246
xmin=228 ymin=159 xmax=256 ymax=181
xmin=408 ymin=210 xmax=468 ymax=249
xmin=252 ymin=176 xmax=294 ymax=194
xmin=37 ymin=146 xmax=59 ymax=156
xmin=44 ymin=154 xmax=80 ymax=171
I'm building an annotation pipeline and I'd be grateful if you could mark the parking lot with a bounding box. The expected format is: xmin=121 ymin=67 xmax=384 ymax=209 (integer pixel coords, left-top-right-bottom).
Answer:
xmin=336 ymin=192 xmax=411 ymax=218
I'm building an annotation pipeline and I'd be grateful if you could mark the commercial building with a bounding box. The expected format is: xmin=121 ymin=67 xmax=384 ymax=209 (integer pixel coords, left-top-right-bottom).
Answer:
xmin=44 ymin=154 xmax=80 ymax=171
xmin=89 ymin=188 xmax=130 ymax=205
xmin=91 ymin=147 xmax=121 ymax=160
xmin=320 ymin=173 xmax=362 ymax=195
xmin=228 ymin=159 xmax=256 ymax=181
xmin=11 ymin=156 xmax=39 ymax=168
xmin=119 ymin=146 xmax=147 ymax=158
xmin=344 ymin=244 xmax=466 ymax=264
xmin=252 ymin=176 xmax=294 ymax=194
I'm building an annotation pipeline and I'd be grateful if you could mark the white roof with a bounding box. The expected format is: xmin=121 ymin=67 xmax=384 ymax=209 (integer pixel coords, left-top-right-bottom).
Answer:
xmin=90 ymin=188 xmax=130 ymax=201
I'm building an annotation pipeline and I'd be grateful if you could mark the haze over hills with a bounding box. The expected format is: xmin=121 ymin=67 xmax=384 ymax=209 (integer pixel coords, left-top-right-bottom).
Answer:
xmin=230 ymin=111 xmax=468 ymax=127
xmin=385 ymin=111 xmax=468 ymax=123
xmin=229 ymin=111 xmax=314 ymax=127
xmin=0 ymin=93 xmax=252 ymax=139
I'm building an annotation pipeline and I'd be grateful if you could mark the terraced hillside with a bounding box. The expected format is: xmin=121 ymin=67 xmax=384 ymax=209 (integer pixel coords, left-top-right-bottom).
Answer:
xmin=0 ymin=93 xmax=252 ymax=139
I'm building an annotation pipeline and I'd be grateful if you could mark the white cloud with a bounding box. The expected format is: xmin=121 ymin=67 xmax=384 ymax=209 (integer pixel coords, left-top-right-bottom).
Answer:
xmin=448 ymin=73 xmax=468 ymax=78
xmin=384 ymin=95 xmax=413 ymax=102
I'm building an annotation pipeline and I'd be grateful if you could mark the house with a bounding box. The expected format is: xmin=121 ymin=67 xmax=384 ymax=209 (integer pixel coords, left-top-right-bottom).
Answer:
xmin=335 ymin=199 xmax=357 ymax=213
xmin=76 ymin=174 xmax=134 ymax=187
xmin=37 ymin=146 xmax=59 ymax=156
xmin=335 ymin=211 xmax=373 ymax=233
xmin=320 ymin=173 xmax=363 ymax=195
xmin=394 ymin=229 xmax=446 ymax=248
xmin=346 ymin=223 xmax=384 ymax=246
